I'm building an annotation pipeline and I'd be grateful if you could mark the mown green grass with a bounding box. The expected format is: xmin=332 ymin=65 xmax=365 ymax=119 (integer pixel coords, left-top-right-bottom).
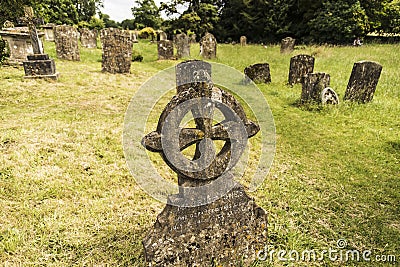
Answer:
xmin=0 ymin=40 xmax=399 ymax=266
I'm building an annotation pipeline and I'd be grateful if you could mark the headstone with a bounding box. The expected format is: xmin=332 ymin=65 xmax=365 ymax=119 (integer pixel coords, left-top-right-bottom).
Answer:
xmin=189 ymin=34 xmax=196 ymax=43
xmin=42 ymin=23 xmax=55 ymax=41
xmin=344 ymin=61 xmax=383 ymax=103
xmin=301 ymin=72 xmax=331 ymax=103
xmin=244 ymin=63 xmax=272 ymax=84
xmin=131 ymin=30 xmax=138 ymax=43
xmin=157 ymin=40 xmax=174 ymax=60
xmin=80 ymin=28 xmax=97 ymax=48
xmin=100 ymin=28 xmax=132 ymax=74
xmin=141 ymin=60 xmax=267 ymax=266
xmin=288 ymin=54 xmax=315 ymax=85
xmin=159 ymin=31 xmax=167 ymax=41
xmin=175 ymin=33 xmax=190 ymax=58
xmin=200 ymin=33 xmax=217 ymax=59
xmin=20 ymin=6 xmax=59 ymax=80
xmin=321 ymin=87 xmax=339 ymax=105
xmin=280 ymin=37 xmax=295 ymax=54
xmin=240 ymin=35 xmax=247 ymax=46
xmin=54 ymin=25 xmax=80 ymax=61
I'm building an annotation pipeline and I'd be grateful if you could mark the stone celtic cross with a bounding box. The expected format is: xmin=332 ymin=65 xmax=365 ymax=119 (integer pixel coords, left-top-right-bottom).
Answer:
xmin=19 ymin=6 xmax=44 ymax=54
xmin=140 ymin=60 xmax=268 ymax=266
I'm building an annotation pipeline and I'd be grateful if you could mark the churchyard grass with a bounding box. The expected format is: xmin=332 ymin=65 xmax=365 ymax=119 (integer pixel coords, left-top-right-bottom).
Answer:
xmin=0 ymin=40 xmax=399 ymax=266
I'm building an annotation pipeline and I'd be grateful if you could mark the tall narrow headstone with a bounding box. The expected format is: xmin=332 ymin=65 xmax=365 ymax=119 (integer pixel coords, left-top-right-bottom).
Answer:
xmin=54 ymin=25 xmax=80 ymax=61
xmin=19 ymin=6 xmax=59 ymax=80
xmin=200 ymin=33 xmax=217 ymax=59
xmin=158 ymin=40 xmax=174 ymax=60
xmin=175 ymin=33 xmax=190 ymax=58
xmin=344 ymin=61 xmax=383 ymax=103
xmin=244 ymin=63 xmax=272 ymax=84
xmin=100 ymin=28 xmax=132 ymax=74
xmin=42 ymin=23 xmax=55 ymax=41
xmin=159 ymin=31 xmax=167 ymax=41
xmin=301 ymin=72 xmax=331 ymax=103
xmin=280 ymin=37 xmax=295 ymax=54
xmin=240 ymin=35 xmax=247 ymax=46
xmin=80 ymin=28 xmax=97 ymax=48
xmin=141 ymin=60 xmax=267 ymax=266
xmin=288 ymin=54 xmax=315 ymax=85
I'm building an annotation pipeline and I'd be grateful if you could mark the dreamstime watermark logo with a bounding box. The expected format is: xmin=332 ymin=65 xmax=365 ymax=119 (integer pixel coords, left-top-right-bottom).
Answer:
xmin=123 ymin=62 xmax=276 ymax=207
xmin=257 ymin=239 xmax=397 ymax=263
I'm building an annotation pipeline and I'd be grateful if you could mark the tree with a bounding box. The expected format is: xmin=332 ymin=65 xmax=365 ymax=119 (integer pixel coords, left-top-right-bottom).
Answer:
xmin=0 ymin=0 xmax=35 ymax=26
xmin=121 ymin=19 xmax=136 ymax=30
xmin=101 ymin=14 xmax=120 ymax=28
xmin=132 ymin=0 xmax=162 ymax=29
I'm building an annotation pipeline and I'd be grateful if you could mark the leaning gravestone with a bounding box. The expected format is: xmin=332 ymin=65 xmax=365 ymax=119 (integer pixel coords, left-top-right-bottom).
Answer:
xmin=288 ymin=54 xmax=315 ymax=85
xmin=141 ymin=60 xmax=267 ymax=266
xmin=54 ymin=25 xmax=80 ymax=61
xmin=158 ymin=40 xmax=174 ymax=60
xmin=344 ymin=61 xmax=383 ymax=103
xmin=200 ymin=33 xmax=217 ymax=59
xmin=100 ymin=28 xmax=132 ymax=74
xmin=175 ymin=33 xmax=190 ymax=58
xmin=240 ymin=35 xmax=247 ymax=46
xmin=280 ymin=37 xmax=295 ymax=54
xmin=19 ymin=6 xmax=59 ymax=80
xmin=244 ymin=63 xmax=272 ymax=84
xmin=301 ymin=72 xmax=331 ymax=103
xmin=80 ymin=28 xmax=97 ymax=48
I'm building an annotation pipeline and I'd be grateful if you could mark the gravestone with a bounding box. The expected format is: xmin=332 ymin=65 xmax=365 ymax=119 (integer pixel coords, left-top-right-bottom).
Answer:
xmin=301 ymin=72 xmax=331 ymax=103
xmin=189 ymin=34 xmax=196 ymax=43
xmin=80 ymin=28 xmax=97 ymax=48
xmin=100 ymin=28 xmax=132 ymax=74
xmin=280 ymin=37 xmax=295 ymax=54
xmin=175 ymin=33 xmax=190 ymax=58
xmin=244 ymin=63 xmax=272 ymax=84
xmin=344 ymin=61 xmax=383 ymax=103
xmin=158 ymin=40 xmax=174 ymax=60
xmin=20 ymin=6 xmax=59 ymax=80
xmin=288 ymin=54 xmax=315 ymax=85
xmin=131 ymin=30 xmax=138 ymax=43
xmin=200 ymin=33 xmax=217 ymax=59
xmin=240 ymin=35 xmax=247 ymax=46
xmin=159 ymin=31 xmax=167 ymax=41
xmin=54 ymin=25 xmax=80 ymax=61
xmin=142 ymin=60 xmax=267 ymax=266
xmin=321 ymin=87 xmax=339 ymax=105
xmin=42 ymin=23 xmax=55 ymax=41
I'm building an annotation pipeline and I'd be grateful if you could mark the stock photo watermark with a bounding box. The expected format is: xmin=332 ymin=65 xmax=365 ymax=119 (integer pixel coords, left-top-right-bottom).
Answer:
xmin=257 ymin=239 xmax=397 ymax=264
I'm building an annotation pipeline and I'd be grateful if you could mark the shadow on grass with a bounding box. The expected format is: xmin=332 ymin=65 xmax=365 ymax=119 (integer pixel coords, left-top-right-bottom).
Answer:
xmin=387 ymin=141 xmax=400 ymax=154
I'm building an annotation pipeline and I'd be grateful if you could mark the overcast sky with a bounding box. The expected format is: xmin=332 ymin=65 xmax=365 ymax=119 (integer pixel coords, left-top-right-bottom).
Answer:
xmin=102 ymin=0 xmax=174 ymax=22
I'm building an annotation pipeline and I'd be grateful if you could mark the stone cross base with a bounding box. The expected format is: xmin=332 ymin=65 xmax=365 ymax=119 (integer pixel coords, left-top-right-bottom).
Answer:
xmin=143 ymin=185 xmax=268 ymax=266
xmin=23 ymin=54 xmax=59 ymax=80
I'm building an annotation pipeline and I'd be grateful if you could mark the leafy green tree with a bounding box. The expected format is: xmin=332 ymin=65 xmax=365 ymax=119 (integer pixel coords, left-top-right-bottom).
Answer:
xmin=121 ymin=19 xmax=136 ymax=30
xmin=132 ymin=0 xmax=162 ymax=29
xmin=0 ymin=0 xmax=34 ymax=26
xmin=101 ymin=14 xmax=120 ymax=28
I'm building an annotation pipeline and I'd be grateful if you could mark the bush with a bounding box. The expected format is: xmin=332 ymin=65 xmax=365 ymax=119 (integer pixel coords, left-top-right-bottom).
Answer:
xmin=0 ymin=36 xmax=9 ymax=65
xmin=132 ymin=50 xmax=143 ymax=62
xmin=138 ymin=27 xmax=156 ymax=40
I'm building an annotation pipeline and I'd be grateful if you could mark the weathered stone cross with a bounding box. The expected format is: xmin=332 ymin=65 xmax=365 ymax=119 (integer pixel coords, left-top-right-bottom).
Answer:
xmin=19 ymin=6 xmax=44 ymax=54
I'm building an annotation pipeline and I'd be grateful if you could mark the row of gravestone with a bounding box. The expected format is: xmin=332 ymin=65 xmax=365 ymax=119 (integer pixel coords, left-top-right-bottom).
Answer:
xmin=244 ymin=54 xmax=383 ymax=104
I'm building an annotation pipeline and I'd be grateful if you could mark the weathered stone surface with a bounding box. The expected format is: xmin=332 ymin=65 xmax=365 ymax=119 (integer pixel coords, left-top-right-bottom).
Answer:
xmin=175 ymin=33 xmax=190 ymax=58
xmin=0 ymin=29 xmax=44 ymax=63
xmin=240 ymin=35 xmax=247 ymax=46
xmin=23 ymin=54 xmax=59 ymax=80
xmin=288 ymin=54 xmax=315 ymax=85
xmin=42 ymin=23 xmax=55 ymax=41
xmin=131 ymin=30 xmax=138 ymax=43
xmin=244 ymin=63 xmax=272 ymax=84
xmin=80 ymin=28 xmax=97 ymax=48
xmin=159 ymin=31 xmax=167 ymax=41
xmin=344 ymin=61 xmax=383 ymax=103
xmin=142 ymin=60 xmax=266 ymax=266
xmin=189 ymin=34 xmax=196 ymax=43
xmin=143 ymin=185 xmax=267 ymax=266
xmin=301 ymin=72 xmax=331 ymax=103
xmin=280 ymin=37 xmax=295 ymax=54
xmin=158 ymin=40 xmax=174 ymax=60
xmin=321 ymin=87 xmax=339 ymax=105
xmin=54 ymin=25 xmax=80 ymax=61
xmin=200 ymin=33 xmax=217 ymax=59
xmin=100 ymin=28 xmax=132 ymax=74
